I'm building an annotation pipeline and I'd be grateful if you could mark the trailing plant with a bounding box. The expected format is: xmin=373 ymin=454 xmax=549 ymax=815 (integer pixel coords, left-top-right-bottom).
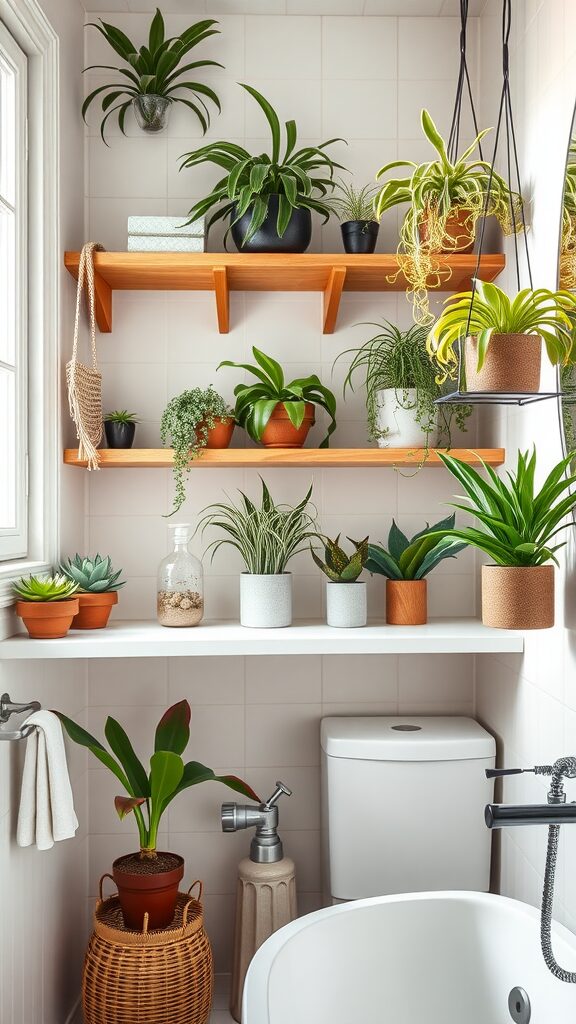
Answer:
xmin=366 ymin=515 xmax=466 ymax=580
xmin=60 ymin=554 xmax=126 ymax=593
xmin=560 ymin=138 xmax=576 ymax=289
xmin=180 ymin=84 xmax=344 ymax=246
xmin=327 ymin=179 xmax=378 ymax=223
xmin=310 ymin=535 xmax=368 ymax=582
xmin=427 ymin=279 xmax=576 ymax=385
xmin=83 ymin=9 xmax=222 ymax=142
xmin=13 ymin=574 xmax=79 ymax=602
xmin=160 ymin=387 xmax=234 ymax=515
xmin=335 ymin=321 xmax=469 ymax=446
xmin=104 ymin=410 xmax=139 ymax=424
xmin=374 ymin=109 xmax=522 ymax=323
xmin=57 ymin=700 xmax=258 ymax=857
xmin=197 ymin=478 xmax=317 ymax=575
xmin=218 ymin=346 xmax=337 ymax=447
xmin=436 ymin=448 xmax=576 ymax=566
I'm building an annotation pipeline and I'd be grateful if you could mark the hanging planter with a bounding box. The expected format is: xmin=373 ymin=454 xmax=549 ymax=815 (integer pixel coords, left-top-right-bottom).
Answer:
xmin=418 ymin=205 xmax=475 ymax=254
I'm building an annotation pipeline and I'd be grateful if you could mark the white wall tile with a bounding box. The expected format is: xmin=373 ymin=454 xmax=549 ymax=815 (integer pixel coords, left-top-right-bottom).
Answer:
xmin=323 ymin=79 xmax=397 ymax=140
xmin=246 ymin=655 xmax=322 ymax=703
xmin=322 ymin=654 xmax=398 ymax=702
xmin=245 ymin=704 xmax=322 ymax=766
xmin=245 ymin=17 xmax=321 ymax=79
xmin=322 ymin=17 xmax=397 ymax=80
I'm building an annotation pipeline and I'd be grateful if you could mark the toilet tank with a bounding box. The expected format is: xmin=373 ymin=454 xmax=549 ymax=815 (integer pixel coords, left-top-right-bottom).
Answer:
xmin=321 ymin=716 xmax=496 ymax=901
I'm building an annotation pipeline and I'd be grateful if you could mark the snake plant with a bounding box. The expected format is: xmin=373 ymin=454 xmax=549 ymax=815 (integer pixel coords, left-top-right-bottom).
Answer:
xmin=60 ymin=555 xmax=126 ymax=593
xmin=366 ymin=516 xmax=466 ymax=580
xmin=13 ymin=574 xmax=79 ymax=602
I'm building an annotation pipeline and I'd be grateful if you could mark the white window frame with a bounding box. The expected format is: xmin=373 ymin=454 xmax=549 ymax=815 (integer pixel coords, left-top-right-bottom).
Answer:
xmin=0 ymin=22 xmax=28 ymax=561
xmin=0 ymin=1 xmax=59 ymax=614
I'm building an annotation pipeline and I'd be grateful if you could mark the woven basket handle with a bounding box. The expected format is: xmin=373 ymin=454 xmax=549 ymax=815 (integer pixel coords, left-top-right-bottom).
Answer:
xmin=99 ymin=872 xmax=117 ymax=903
xmin=180 ymin=880 xmax=203 ymax=933
xmin=187 ymin=879 xmax=203 ymax=903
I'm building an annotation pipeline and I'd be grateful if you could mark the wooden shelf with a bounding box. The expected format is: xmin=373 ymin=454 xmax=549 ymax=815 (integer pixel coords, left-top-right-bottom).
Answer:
xmin=64 ymin=447 xmax=506 ymax=469
xmin=63 ymin=251 xmax=506 ymax=335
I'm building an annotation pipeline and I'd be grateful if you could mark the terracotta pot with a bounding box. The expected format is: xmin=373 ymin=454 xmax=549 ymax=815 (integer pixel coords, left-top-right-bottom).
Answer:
xmin=386 ymin=579 xmax=427 ymax=625
xmin=481 ymin=564 xmax=554 ymax=630
xmin=72 ymin=591 xmax=118 ymax=630
xmin=464 ymin=334 xmax=542 ymax=393
xmin=260 ymin=402 xmax=315 ymax=448
xmin=16 ymin=598 xmax=79 ymax=639
xmin=204 ymin=417 xmax=235 ymax=449
xmin=113 ymin=852 xmax=185 ymax=930
xmin=418 ymin=206 xmax=475 ymax=253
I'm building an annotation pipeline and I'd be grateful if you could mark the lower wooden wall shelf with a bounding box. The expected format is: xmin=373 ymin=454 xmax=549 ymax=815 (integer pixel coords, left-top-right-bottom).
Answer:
xmin=64 ymin=448 xmax=506 ymax=469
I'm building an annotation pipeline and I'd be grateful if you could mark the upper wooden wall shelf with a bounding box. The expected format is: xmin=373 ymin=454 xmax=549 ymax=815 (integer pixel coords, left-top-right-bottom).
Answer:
xmin=63 ymin=251 xmax=506 ymax=335
xmin=64 ymin=447 xmax=506 ymax=469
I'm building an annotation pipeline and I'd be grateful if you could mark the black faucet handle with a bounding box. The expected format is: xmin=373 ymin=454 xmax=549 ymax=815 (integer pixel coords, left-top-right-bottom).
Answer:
xmin=486 ymin=767 xmax=533 ymax=779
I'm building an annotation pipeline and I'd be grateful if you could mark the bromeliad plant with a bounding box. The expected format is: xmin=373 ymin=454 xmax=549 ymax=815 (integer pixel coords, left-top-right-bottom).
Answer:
xmin=13 ymin=574 xmax=79 ymax=601
xmin=57 ymin=700 xmax=258 ymax=858
xmin=180 ymin=84 xmax=344 ymax=246
xmin=311 ymin=535 xmax=368 ymax=582
xmin=218 ymin=347 xmax=337 ymax=447
xmin=161 ymin=387 xmax=234 ymax=515
xmin=427 ymin=279 xmax=576 ymax=384
xmin=83 ymin=9 xmax=222 ymax=142
xmin=60 ymin=554 xmax=125 ymax=593
xmin=366 ymin=515 xmax=466 ymax=580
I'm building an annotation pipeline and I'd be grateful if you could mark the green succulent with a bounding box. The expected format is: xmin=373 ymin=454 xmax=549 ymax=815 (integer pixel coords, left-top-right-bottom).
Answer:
xmin=366 ymin=515 xmax=466 ymax=580
xmin=311 ymin=535 xmax=368 ymax=582
xmin=60 ymin=554 xmax=126 ymax=593
xmin=13 ymin=574 xmax=79 ymax=602
xmin=104 ymin=410 xmax=139 ymax=424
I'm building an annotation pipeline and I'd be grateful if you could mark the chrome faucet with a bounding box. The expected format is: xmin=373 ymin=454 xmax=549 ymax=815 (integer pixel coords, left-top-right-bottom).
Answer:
xmin=485 ymin=757 xmax=576 ymax=828
xmin=221 ymin=781 xmax=292 ymax=863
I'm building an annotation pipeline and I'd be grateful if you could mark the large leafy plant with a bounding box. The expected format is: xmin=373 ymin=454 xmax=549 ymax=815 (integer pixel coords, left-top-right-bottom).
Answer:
xmin=218 ymin=347 xmax=337 ymax=448
xmin=311 ymin=536 xmax=368 ymax=582
xmin=180 ymin=84 xmax=344 ymax=245
xmin=160 ymin=387 xmax=234 ymax=515
xmin=436 ymin=449 xmax=576 ymax=567
xmin=427 ymin=279 xmax=576 ymax=384
xmin=366 ymin=515 xmax=466 ymax=580
xmin=198 ymin=478 xmax=317 ymax=575
xmin=57 ymin=701 xmax=258 ymax=858
xmin=83 ymin=9 xmax=222 ymax=142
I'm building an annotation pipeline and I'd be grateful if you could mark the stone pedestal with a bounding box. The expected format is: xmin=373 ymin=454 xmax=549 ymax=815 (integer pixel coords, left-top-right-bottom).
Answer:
xmin=229 ymin=857 xmax=297 ymax=1022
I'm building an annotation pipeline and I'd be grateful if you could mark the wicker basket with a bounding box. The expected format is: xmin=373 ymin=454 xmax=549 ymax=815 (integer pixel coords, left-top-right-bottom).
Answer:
xmin=83 ymin=879 xmax=213 ymax=1024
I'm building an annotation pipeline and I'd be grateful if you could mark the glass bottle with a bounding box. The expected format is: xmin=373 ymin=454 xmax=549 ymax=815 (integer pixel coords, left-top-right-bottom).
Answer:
xmin=157 ymin=523 xmax=204 ymax=627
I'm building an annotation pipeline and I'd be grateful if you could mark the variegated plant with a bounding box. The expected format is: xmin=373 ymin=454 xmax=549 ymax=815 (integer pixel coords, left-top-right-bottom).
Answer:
xmin=310 ymin=535 xmax=368 ymax=582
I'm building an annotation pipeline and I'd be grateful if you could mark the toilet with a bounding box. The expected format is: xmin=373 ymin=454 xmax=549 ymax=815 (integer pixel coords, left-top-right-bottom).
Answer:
xmin=321 ymin=716 xmax=496 ymax=903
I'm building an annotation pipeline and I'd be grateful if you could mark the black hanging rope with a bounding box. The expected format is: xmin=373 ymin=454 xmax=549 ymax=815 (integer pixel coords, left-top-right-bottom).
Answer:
xmin=447 ymin=0 xmax=484 ymax=164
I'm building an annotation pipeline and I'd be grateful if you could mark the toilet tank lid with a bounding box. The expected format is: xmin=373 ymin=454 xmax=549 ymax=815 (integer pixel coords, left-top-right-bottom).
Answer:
xmin=320 ymin=716 xmax=495 ymax=761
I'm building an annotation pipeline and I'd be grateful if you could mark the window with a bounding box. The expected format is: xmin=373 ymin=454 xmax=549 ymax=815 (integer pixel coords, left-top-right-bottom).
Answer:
xmin=0 ymin=22 xmax=27 ymax=561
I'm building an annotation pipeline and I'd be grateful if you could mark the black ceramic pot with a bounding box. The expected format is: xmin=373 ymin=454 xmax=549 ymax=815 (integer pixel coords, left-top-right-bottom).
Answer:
xmin=105 ymin=421 xmax=136 ymax=449
xmin=231 ymin=195 xmax=312 ymax=253
xmin=341 ymin=220 xmax=379 ymax=254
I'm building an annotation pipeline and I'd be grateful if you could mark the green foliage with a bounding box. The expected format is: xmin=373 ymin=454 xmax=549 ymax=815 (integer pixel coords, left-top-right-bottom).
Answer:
xmin=60 ymin=554 xmax=125 ymax=593
xmin=104 ymin=410 xmax=139 ymax=424
xmin=56 ymin=700 xmax=259 ymax=855
xmin=436 ymin=448 xmax=576 ymax=567
xmin=310 ymin=535 xmax=368 ymax=582
xmin=327 ymin=179 xmax=378 ymax=223
xmin=83 ymin=9 xmax=222 ymax=142
xmin=428 ymin=279 xmax=576 ymax=383
xmin=13 ymin=574 xmax=79 ymax=602
xmin=366 ymin=515 xmax=466 ymax=580
xmin=180 ymin=84 xmax=345 ymax=245
xmin=218 ymin=346 xmax=337 ymax=447
xmin=160 ymin=387 xmax=234 ymax=515
xmin=198 ymin=477 xmax=317 ymax=575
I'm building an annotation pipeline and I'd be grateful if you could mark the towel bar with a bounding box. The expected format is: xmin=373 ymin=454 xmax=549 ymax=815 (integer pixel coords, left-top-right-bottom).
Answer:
xmin=0 ymin=692 xmax=41 ymax=740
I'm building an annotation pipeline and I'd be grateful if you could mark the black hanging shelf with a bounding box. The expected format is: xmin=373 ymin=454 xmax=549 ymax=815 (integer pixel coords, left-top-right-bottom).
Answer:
xmin=436 ymin=391 xmax=562 ymax=407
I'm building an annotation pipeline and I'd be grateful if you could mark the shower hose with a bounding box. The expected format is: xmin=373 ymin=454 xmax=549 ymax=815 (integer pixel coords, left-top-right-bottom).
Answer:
xmin=539 ymin=756 xmax=576 ymax=983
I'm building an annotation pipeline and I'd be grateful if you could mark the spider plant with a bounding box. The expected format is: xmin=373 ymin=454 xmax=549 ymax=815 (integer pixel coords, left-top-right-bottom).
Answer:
xmin=327 ymin=180 xmax=378 ymax=223
xmin=197 ymin=478 xmax=317 ymax=575
xmin=83 ymin=9 xmax=222 ymax=142
xmin=427 ymin=279 xmax=576 ymax=384
xmin=180 ymin=84 xmax=344 ymax=246
xmin=560 ymin=137 xmax=576 ymax=289
xmin=366 ymin=516 xmax=466 ymax=580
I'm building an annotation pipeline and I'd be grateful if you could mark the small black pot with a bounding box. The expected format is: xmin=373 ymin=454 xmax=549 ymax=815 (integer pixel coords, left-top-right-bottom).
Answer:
xmin=231 ymin=195 xmax=312 ymax=253
xmin=341 ymin=220 xmax=379 ymax=254
xmin=105 ymin=421 xmax=136 ymax=449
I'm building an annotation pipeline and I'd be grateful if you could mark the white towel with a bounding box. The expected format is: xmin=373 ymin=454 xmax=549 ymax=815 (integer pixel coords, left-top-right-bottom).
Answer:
xmin=17 ymin=710 xmax=79 ymax=851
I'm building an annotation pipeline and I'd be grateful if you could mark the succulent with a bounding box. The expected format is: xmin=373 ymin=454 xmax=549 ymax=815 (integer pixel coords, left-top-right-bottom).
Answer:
xmin=60 ymin=554 xmax=126 ymax=593
xmin=366 ymin=516 xmax=466 ymax=580
xmin=13 ymin=574 xmax=79 ymax=602
xmin=104 ymin=410 xmax=139 ymax=424
xmin=311 ymin=535 xmax=368 ymax=582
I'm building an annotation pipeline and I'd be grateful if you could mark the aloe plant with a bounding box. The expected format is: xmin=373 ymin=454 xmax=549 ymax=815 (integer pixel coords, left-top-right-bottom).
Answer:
xmin=366 ymin=515 xmax=466 ymax=580
xmin=60 ymin=554 xmax=125 ymax=594
xmin=57 ymin=700 xmax=258 ymax=858
xmin=13 ymin=574 xmax=79 ymax=602
xmin=311 ymin=536 xmax=368 ymax=582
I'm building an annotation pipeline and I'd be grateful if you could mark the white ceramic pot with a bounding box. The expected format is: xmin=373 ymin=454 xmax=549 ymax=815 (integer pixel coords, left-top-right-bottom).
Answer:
xmin=375 ymin=389 xmax=437 ymax=448
xmin=326 ymin=581 xmax=367 ymax=628
xmin=240 ymin=573 xmax=292 ymax=628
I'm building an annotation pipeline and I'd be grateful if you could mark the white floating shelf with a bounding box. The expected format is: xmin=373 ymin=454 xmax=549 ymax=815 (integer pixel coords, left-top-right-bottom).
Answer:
xmin=0 ymin=619 xmax=524 ymax=660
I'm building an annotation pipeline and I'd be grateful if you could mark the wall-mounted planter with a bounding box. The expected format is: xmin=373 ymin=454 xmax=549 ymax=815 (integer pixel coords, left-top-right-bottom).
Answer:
xmin=464 ymin=334 xmax=542 ymax=393
xmin=132 ymin=94 xmax=171 ymax=133
xmin=481 ymin=564 xmax=554 ymax=630
xmin=240 ymin=573 xmax=292 ymax=628
xmin=386 ymin=579 xmax=427 ymax=626
xmin=326 ymin=581 xmax=367 ymax=628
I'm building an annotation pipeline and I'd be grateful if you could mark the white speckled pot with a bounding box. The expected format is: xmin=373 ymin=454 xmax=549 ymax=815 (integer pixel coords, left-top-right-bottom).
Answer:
xmin=326 ymin=581 xmax=367 ymax=628
xmin=240 ymin=573 xmax=292 ymax=628
xmin=375 ymin=389 xmax=437 ymax=448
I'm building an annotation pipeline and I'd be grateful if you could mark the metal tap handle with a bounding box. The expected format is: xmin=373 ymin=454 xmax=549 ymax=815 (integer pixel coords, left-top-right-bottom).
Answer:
xmin=263 ymin=781 xmax=292 ymax=809
xmin=485 ymin=767 xmax=537 ymax=779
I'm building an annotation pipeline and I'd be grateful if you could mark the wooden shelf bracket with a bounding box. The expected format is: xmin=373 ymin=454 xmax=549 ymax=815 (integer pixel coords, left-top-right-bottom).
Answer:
xmin=212 ymin=265 xmax=229 ymax=334
xmin=323 ymin=266 xmax=347 ymax=333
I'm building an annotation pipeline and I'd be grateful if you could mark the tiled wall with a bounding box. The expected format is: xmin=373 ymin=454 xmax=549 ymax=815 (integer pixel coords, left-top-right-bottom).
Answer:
xmin=476 ymin=0 xmax=576 ymax=932
xmin=81 ymin=11 xmax=481 ymax=971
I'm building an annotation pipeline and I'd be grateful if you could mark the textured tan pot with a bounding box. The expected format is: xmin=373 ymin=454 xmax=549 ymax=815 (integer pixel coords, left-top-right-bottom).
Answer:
xmin=386 ymin=579 xmax=427 ymax=625
xmin=418 ymin=206 xmax=475 ymax=253
xmin=260 ymin=402 xmax=315 ymax=448
xmin=481 ymin=564 xmax=554 ymax=630
xmin=464 ymin=334 xmax=542 ymax=393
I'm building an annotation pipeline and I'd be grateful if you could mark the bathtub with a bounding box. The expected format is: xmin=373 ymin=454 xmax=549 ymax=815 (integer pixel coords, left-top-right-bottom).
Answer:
xmin=242 ymin=891 xmax=576 ymax=1023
